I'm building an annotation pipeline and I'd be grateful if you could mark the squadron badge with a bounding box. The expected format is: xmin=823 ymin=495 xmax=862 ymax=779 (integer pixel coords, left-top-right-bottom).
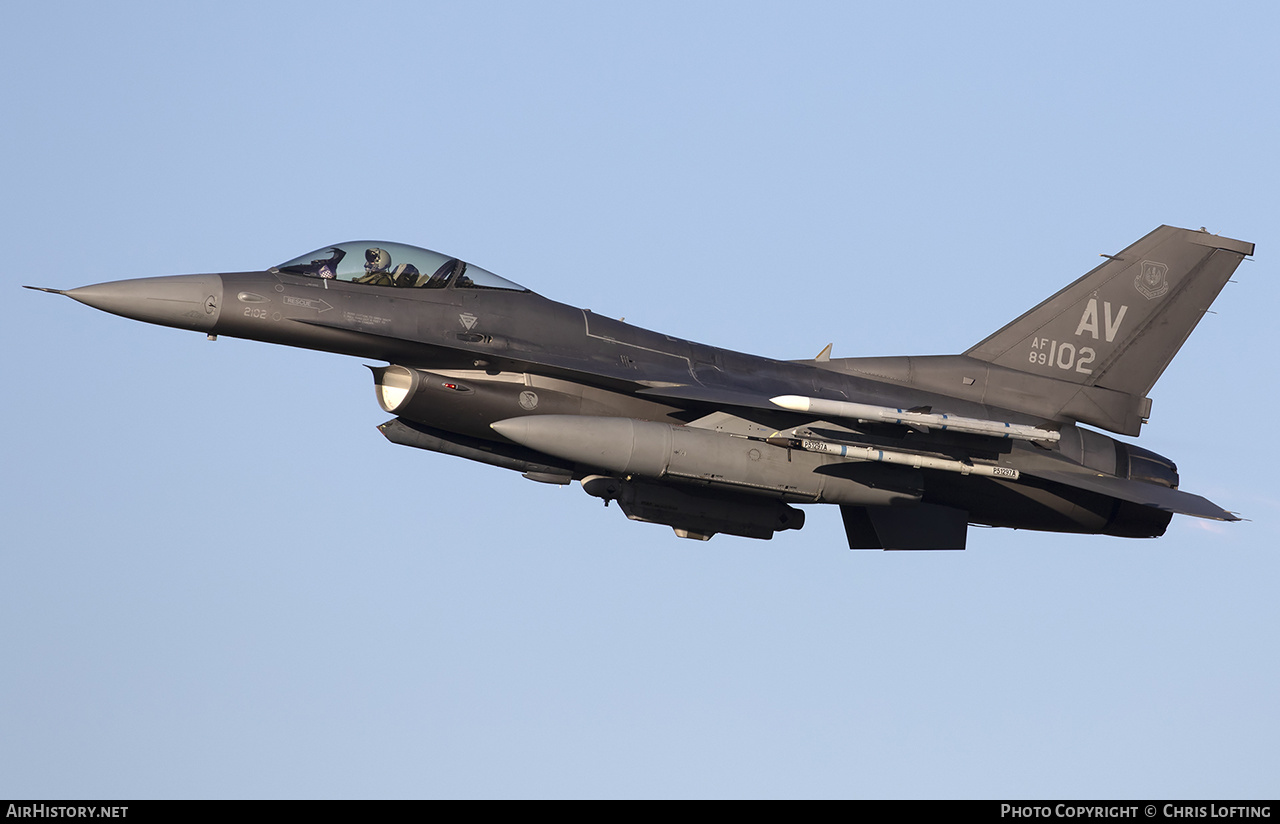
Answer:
xmin=1135 ymin=260 xmax=1169 ymax=300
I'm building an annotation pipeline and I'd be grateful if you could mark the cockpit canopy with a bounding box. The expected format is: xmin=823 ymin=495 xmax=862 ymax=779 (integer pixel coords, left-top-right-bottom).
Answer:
xmin=274 ymin=241 xmax=527 ymax=292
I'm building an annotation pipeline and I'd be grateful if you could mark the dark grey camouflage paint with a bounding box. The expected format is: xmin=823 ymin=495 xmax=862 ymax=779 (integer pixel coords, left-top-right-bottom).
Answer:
xmin=29 ymin=226 xmax=1252 ymax=548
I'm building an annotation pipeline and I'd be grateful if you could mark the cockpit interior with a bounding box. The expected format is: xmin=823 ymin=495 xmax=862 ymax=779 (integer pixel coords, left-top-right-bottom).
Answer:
xmin=275 ymin=241 xmax=527 ymax=292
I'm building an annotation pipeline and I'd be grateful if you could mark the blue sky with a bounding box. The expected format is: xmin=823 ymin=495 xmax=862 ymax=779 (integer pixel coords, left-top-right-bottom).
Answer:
xmin=3 ymin=1 xmax=1277 ymax=799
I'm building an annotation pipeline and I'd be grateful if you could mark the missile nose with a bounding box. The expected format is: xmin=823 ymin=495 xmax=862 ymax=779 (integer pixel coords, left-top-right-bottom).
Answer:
xmin=49 ymin=274 xmax=224 ymax=332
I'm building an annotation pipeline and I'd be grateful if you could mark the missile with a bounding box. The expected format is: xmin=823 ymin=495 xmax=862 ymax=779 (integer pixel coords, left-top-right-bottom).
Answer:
xmin=770 ymin=395 xmax=1060 ymax=444
xmin=765 ymin=436 xmax=1020 ymax=480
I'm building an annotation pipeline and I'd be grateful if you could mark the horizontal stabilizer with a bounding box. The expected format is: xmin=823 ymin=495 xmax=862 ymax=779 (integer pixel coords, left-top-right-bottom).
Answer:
xmin=1022 ymin=467 xmax=1239 ymax=521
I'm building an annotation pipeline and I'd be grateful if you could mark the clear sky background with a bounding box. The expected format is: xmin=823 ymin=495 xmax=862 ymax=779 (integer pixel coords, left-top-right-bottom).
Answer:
xmin=3 ymin=1 xmax=1277 ymax=800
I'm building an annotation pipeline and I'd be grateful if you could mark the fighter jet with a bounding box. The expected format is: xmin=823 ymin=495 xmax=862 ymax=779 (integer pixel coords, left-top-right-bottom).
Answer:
xmin=27 ymin=225 xmax=1253 ymax=549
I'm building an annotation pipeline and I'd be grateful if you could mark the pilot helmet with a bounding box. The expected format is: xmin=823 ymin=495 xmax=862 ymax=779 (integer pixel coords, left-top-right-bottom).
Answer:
xmin=364 ymin=247 xmax=391 ymax=272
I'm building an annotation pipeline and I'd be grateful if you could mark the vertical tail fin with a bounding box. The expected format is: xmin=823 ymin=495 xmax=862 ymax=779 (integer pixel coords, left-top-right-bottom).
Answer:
xmin=965 ymin=226 xmax=1253 ymax=399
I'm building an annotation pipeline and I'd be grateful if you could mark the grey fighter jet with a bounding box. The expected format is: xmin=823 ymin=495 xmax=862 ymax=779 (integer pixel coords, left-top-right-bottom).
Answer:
xmin=28 ymin=226 xmax=1253 ymax=549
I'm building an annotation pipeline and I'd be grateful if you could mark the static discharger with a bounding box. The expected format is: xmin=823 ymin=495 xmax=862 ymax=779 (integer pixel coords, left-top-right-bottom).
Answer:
xmin=770 ymin=395 xmax=1061 ymax=444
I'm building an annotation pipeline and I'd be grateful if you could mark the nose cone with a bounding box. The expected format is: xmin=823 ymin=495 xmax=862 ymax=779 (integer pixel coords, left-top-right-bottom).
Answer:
xmin=60 ymin=274 xmax=224 ymax=332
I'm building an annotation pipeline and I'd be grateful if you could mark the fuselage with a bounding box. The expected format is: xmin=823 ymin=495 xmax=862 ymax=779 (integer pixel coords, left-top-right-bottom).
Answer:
xmin=57 ymin=262 xmax=1167 ymax=540
xmin=42 ymin=227 xmax=1248 ymax=547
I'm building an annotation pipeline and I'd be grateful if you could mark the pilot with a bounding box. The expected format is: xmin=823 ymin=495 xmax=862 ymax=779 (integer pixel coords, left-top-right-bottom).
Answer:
xmin=357 ymin=247 xmax=421 ymax=287
xmin=356 ymin=247 xmax=395 ymax=286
